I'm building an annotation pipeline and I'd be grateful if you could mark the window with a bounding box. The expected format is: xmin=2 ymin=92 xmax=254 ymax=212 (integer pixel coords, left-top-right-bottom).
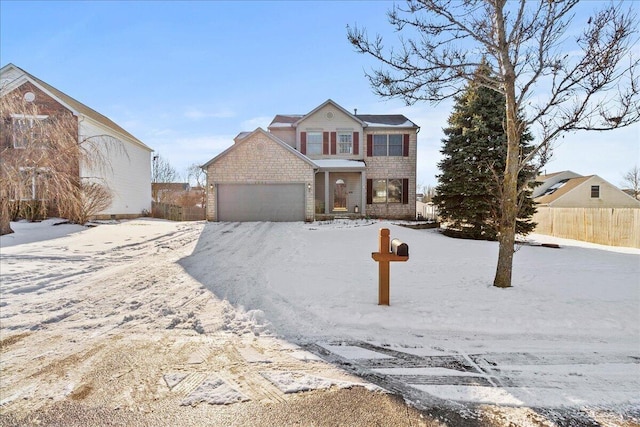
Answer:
xmin=372 ymin=179 xmax=403 ymax=203
xmin=387 ymin=179 xmax=402 ymax=203
xmin=372 ymin=134 xmax=404 ymax=156
xmin=591 ymin=185 xmax=600 ymax=198
xmin=373 ymin=135 xmax=387 ymax=156
xmin=338 ymin=132 xmax=352 ymax=154
xmin=388 ymin=135 xmax=403 ymax=156
xmin=11 ymin=115 xmax=48 ymax=149
xmin=307 ymin=132 xmax=323 ymax=155
xmin=373 ymin=179 xmax=387 ymax=203
xmin=18 ymin=167 xmax=49 ymax=200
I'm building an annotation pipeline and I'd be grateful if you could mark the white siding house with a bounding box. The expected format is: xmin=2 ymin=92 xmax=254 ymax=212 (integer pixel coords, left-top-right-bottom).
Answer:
xmin=1 ymin=63 xmax=152 ymax=219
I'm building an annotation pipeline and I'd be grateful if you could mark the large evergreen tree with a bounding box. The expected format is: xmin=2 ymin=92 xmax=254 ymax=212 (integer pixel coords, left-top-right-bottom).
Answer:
xmin=434 ymin=64 xmax=537 ymax=240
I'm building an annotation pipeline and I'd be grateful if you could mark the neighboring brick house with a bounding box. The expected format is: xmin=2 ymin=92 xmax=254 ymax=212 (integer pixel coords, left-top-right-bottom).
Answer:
xmin=1 ymin=63 xmax=153 ymax=219
xmin=202 ymin=99 xmax=419 ymax=222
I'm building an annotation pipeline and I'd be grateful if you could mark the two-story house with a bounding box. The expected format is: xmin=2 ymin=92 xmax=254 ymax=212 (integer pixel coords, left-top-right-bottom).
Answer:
xmin=1 ymin=63 xmax=153 ymax=220
xmin=202 ymin=99 xmax=419 ymax=222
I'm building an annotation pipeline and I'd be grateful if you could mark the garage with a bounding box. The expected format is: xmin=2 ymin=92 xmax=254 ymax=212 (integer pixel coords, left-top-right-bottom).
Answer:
xmin=217 ymin=183 xmax=305 ymax=222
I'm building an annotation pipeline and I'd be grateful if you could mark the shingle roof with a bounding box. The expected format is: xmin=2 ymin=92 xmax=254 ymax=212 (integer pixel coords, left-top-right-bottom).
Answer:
xmin=355 ymin=114 xmax=417 ymax=127
xmin=2 ymin=63 xmax=151 ymax=151
xmin=537 ymin=171 xmax=565 ymax=182
xmin=534 ymin=175 xmax=593 ymax=205
xmin=269 ymin=115 xmax=302 ymax=126
xmin=268 ymin=113 xmax=417 ymax=128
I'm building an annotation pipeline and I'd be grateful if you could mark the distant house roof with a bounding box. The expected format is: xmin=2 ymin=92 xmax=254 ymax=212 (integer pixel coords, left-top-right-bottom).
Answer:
xmin=537 ymin=171 xmax=566 ymax=182
xmin=0 ymin=63 xmax=151 ymax=151
xmin=534 ymin=175 xmax=593 ymax=205
xmin=152 ymin=182 xmax=190 ymax=191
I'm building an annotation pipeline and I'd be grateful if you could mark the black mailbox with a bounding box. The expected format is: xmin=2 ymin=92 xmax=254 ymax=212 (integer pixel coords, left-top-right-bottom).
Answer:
xmin=391 ymin=238 xmax=409 ymax=257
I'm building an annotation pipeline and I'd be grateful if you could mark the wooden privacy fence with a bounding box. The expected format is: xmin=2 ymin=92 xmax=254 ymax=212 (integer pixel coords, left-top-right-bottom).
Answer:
xmin=533 ymin=207 xmax=640 ymax=248
xmin=152 ymin=202 xmax=205 ymax=221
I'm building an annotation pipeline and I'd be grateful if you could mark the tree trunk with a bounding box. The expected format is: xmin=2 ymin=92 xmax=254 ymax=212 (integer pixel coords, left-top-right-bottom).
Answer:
xmin=493 ymin=87 xmax=521 ymax=288
xmin=1 ymin=197 xmax=14 ymax=236
xmin=494 ymin=161 xmax=518 ymax=288
xmin=493 ymin=0 xmax=519 ymax=288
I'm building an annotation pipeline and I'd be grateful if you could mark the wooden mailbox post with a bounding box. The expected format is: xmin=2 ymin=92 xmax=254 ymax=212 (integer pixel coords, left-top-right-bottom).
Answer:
xmin=371 ymin=228 xmax=409 ymax=305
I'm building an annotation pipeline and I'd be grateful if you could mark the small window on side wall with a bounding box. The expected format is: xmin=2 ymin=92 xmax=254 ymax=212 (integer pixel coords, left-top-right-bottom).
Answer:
xmin=591 ymin=185 xmax=600 ymax=198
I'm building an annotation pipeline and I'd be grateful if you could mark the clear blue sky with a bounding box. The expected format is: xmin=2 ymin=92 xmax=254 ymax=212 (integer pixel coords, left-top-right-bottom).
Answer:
xmin=1 ymin=1 xmax=638 ymax=188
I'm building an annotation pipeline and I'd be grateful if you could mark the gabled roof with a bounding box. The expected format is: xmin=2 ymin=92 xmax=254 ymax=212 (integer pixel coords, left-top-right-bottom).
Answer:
xmin=267 ymin=99 xmax=418 ymax=130
xmin=0 ymin=63 xmax=151 ymax=151
xmin=201 ymin=127 xmax=317 ymax=169
xmin=534 ymin=175 xmax=593 ymax=205
xmin=293 ymin=99 xmax=366 ymax=127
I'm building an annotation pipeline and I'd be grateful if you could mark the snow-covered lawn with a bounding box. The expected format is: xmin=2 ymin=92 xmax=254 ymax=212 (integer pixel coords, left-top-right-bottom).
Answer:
xmin=182 ymin=220 xmax=638 ymax=345
xmin=1 ymin=218 xmax=638 ymax=425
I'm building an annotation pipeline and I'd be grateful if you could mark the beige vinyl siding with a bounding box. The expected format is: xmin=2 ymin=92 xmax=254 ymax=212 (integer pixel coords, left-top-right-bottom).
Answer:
xmin=296 ymin=105 xmax=363 ymax=160
xmin=269 ymin=128 xmax=296 ymax=148
xmin=550 ymin=176 xmax=640 ymax=208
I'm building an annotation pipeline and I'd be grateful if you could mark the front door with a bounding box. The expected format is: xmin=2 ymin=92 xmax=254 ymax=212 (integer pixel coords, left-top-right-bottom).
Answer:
xmin=334 ymin=179 xmax=347 ymax=211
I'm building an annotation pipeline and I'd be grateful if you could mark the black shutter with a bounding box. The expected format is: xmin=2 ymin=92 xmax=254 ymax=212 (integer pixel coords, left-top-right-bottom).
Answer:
xmin=402 ymin=179 xmax=409 ymax=204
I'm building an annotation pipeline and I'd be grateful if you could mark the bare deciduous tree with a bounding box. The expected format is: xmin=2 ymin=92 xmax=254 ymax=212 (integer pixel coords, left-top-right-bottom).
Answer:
xmin=621 ymin=165 xmax=640 ymax=199
xmin=151 ymin=154 xmax=178 ymax=203
xmin=348 ymin=0 xmax=639 ymax=287
xmin=152 ymin=154 xmax=178 ymax=184
xmin=419 ymin=183 xmax=436 ymax=203
xmin=1 ymin=86 xmax=120 ymax=235
xmin=187 ymin=163 xmax=207 ymax=209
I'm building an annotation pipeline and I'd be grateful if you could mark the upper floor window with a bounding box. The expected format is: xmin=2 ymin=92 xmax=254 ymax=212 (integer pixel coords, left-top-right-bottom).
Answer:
xmin=307 ymin=132 xmax=323 ymax=155
xmin=338 ymin=132 xmax=352 ymax=154
xmin=373 ymin=134 xmax=403 ymax=156
xmin=591 ymin=185 xmax=600 ymax=198
xmin=11 ymin=115 xmax=48 ymax=149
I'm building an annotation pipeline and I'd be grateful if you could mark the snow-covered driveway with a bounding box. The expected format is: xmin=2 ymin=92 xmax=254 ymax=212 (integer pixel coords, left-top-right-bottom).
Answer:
xmin=1 ymin=218 xmax=639 ymax=426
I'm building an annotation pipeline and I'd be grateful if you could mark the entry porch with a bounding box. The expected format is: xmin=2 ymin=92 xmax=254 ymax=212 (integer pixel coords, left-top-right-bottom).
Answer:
xmin=313 ymin=160 xmax=366 ymax=218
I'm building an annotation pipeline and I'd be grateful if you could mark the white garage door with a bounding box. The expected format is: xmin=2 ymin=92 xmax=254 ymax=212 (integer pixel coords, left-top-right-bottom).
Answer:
xmin=217 ymin=183 xmax=305 ymax=222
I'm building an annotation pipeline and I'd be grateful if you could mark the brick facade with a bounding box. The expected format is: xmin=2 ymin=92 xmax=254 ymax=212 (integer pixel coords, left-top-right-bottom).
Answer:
xmin=363 ymin=131 xmax=417 ymax=219
xmin=1 ymin=82 xmax=78 ymax=151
